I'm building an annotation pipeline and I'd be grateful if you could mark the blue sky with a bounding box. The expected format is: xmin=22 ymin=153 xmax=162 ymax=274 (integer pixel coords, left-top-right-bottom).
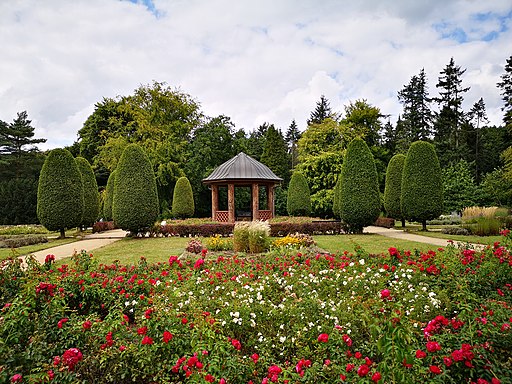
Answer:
xmin=0 ymin=0 xmax=511 ymax=149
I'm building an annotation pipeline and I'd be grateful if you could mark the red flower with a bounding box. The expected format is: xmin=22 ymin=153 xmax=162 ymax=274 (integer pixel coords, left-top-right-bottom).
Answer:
xmin=317 ymin=333 xmax=329 ymax=343
xmin=251 ymin=353 xmax=259 ymax=364
xmin=194 ymin=258 xmax=205 ymax=269
xmin=342 ymin=334 xmax=353 ymax=346
xmin=57 ymin=318 xmax=69 ymax=329
xmin=10 ymin=374 xmax=22 ymax=383
xmin=231 ymin=338 xmax=242 ymax=350
xmin=357 ymin=364 xmax=369 ymax=377
xmin=346 ymin=363 xmax=355 ymax=372
xmin=429 ymin=365 xmax=442 ymax=374
xmin=415 ymin=350 xmax=427 ymax=359
xmin=443 ymin=357 xmax=452 ymax=367
xmin=141 ymin=336 xmax=153 ymax=345
xmin=137 ymin=326 xmax=148 ymax=335
xmin=426 ymin=341 xmax=441 ymax=353
xmin=354 ymin=351 xmax=362 ymax=359
xmin=492 ymin=378 xmax=501 ymax=384
xmin=163 ymin=331 xmax=173 ymax=343
xmin=380 ymin=289 xmax=391 ymax=299
xmin=82 ymin=320 xmax=92 ymax=330
xmin=45 ymin=254 xmax=55 ymax=263
xmin=371 ymin=372 xmax=382 ymax=382
xmin=205 ymin=374 xmax=215 ymax=383
xmin=62 ymin=348 xmax=83 ymax=371
xmin=47 ymin=370 xmax=54 ymax=380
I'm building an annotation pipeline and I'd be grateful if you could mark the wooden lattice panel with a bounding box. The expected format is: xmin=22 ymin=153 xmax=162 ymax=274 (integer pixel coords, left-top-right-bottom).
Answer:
xmin=215 ymin=211 xmax=229 ymax=222
xmin=258 ymin=210 xmax=272 ymax=221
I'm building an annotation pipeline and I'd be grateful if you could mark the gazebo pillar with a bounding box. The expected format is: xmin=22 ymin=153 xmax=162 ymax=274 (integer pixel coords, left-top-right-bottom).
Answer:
xmin=211 ymin=184 xmax=219 ymax=220
xmin=228 ymin=183 xmax=235 ymax=223
xmin=267 ymin=184 xmax=274 ymax=217
xmin=252 ymin=183 xmax=259 ymax=221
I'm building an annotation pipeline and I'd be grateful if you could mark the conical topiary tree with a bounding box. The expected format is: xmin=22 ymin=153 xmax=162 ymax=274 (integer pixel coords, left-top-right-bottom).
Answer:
xmin=37 ymin=148 xmax=84 ymax=238
xmin=401 ymin=141 xmax=443 ymax=231
xmin=172 ymin=176 xmax=195 ymax=218
xmin=339 ymin=138 xmax=380 ymax=233
xmin=332 ymin=176 xmax=342 ymax=219
xmin=103 ymin=170 xmax=116 ymax=221
xmin=75 ymin=157 xmax=100 ymax=228
xmin=383 ymin=153 xmax=406 ymax=227
xmin=113 ymin=144 xmax=159 ymax=234
xmin=287 ymin=172 xmax=311 ymax=216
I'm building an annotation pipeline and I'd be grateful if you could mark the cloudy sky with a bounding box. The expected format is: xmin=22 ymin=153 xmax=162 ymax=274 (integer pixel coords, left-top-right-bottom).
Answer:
xmin=1 ymin=0 xmax=511 ymax=150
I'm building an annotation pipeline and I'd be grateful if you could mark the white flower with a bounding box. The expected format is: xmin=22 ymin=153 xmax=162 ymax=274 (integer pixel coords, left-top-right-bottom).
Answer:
xmin=280 ymin=336 xmax=286 ymax=343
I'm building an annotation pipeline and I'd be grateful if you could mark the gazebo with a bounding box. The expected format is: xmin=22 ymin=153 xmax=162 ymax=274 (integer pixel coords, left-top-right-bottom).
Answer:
xmin=202 ymin=152 xmax=283 ymax=223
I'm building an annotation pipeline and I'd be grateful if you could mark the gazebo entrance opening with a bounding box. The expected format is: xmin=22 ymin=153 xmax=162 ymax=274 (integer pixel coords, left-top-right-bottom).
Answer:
xmin=203 ymin=152 xmax=282 ymax=223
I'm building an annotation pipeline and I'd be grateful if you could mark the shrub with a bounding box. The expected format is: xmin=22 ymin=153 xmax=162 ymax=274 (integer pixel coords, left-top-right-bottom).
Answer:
xmin=427 ymin=214 xmax=462 ymax=225
xmin=441 ymin=227 xmax=471 ymax=236
xmin=185 ymin=238 xmax=203 ymax=254
xmin=401 ymin=141 xmax=443 ymax=231
xmin=0 ymin=235 xmax=48 ymax=248
xmin=112 ymin=144 xmax=159 ymax=234
xmin=75 ymin=157 xmax=100 ymax=227
xmin=233 ymin=222 xmax=250 ymax=252
xmin=248 ymin=221 xmax=270 ymax=253
xmin=339 ymin=138 xmax=380 ymax=233
xmin=103 ymin=170 xmax=116 ymax=221
xmin=287 ymin=172 xmax=311 ymax=216
xmin=172 ymin=177 xmax=195 ymax=219
xmin=465 ymin=217 xmax=502 ymax=236
xmin=374 ymin=217 xmax=395 ymax=228
xmin=383 ymin=154 xmax=406 ymax=224
xmin=37 ymin=148 xmax=84 ymax=238
xmin=269 ymin=221 xmax=343 ymax=236
xmin=92 ymin=221 xmax=115 ymax=233
xmin=205 ymin=235 xmax=233 ymax=251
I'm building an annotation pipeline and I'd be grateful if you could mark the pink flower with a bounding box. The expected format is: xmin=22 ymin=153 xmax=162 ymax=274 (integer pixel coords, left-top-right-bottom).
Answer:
xmin=10 ymin=374 xmax=22 ymax=383
xmin=443 ymin=357 xmax=452 ymax=367
xmin=317 ymin=333 xmax=329 ymax=343
xmin=380 ymin=289 xmax=391 ymax=299
xmin=342 ymin=334 xmax=353 ymax=346
xmin=194 ymin=258 xmax=205 ymax=269
xmin=219 ymin=379 xmax=226 ymax=384
xmin=251 ymin=353 xmax=259 ymax=364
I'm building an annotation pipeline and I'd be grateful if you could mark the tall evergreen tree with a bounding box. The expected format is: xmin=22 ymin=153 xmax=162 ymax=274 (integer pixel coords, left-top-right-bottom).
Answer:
xmin=434 ymin=58 xmax=470 ymax=163
xmin=397 ymin=69 xmax=433 ymax=149
xmin=245 ymin=123 xmax=269 ymax=161
xmin=497 ymin=54 xmax=512 ymax=130
xmin=384 ymin=154 xmax=406 ymax=227
xmin=285 ymin=119 xmax=301 ymax=170
xmin=75 ymin=157 xmax=100 ymax=228
xmin=260 ymin=125 xmax=290 ymax=184
xmin=343 ymin=99 xmax=385 ymax=147
xmin=307 ymin=95 xmax=333 ymax=125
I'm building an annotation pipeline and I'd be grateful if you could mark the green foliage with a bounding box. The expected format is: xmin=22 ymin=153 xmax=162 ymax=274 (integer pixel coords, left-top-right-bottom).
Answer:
xmin=37 ymin=149 xmax=84 ymax=236
xmin=479 ymin=168 xmax=512 ymax=207
xmin=401 ymin=141 xmax=443 ymax=228
xmin=383 ymin=154 xmax=406 ymax=220
xmin=311 ymin=189 xmax=335 ymax=219
xmin=497 ymin=54 xmax=512 ymax=130
xmin=233 ymin=222 xmax=250 ymax=252
xmin=112 ymin=144 xmax=159 ymax=233
xmin=287 ymin=172 xmax=311 ymax=217
xmin=442 ymin=160 xmax=478 ymax=214
xmin=172 ymin=177 xmax=195 ymax=219
xmin=342 ymin=99 xmax=384 ymax=147
xmin=332 ymin=176 xmax=341 ymax=218
xmin=75 ymin=157 xmax=100 ymax=227
xmin=103 ymin=170 xmax=116 ymax=221
xmin=0 ymin=178 xmax=39 ymax=225
xmin=307 ymin=94 xmax=334 ymax=125
xmin=260 ymin=125 xmax=290 ymax=184
xmin=339 ymin=138 xmax=381 ymax=233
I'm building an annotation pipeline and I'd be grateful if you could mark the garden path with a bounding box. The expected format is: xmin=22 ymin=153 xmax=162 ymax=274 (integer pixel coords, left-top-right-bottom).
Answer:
xmin=364 ymin=226 xmax=484 ymax=249
xmin=21 ymin=229 xmax=129 ymax=264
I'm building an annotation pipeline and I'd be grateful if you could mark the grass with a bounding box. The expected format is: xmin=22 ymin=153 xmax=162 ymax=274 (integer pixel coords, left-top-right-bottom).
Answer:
xmin=314 ymin=234 xmax=439 ymax=254
xmin=405 ymin=230 xmax=502 ymax=245
xmin=0 ymin=238 xmax=79 ymax=261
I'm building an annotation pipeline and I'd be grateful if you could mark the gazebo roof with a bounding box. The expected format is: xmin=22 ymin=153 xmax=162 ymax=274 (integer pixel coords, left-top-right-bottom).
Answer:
xmin=203 ymin=152 xmax=283 ymax=184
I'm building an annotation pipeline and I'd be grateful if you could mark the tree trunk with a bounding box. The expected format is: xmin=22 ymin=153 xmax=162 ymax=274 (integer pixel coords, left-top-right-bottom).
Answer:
xmin=401 ymin=218 xmax=406 ymax=228
xmin=59 ymin=228 xmax=66 ymax=239
xmin=422 ymin=220 xmax=427 ymax=231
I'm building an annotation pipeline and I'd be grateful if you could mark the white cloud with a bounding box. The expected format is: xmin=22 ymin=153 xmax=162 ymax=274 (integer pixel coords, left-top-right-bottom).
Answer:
xmin=0 ymin=0 xmax=511 ymax=150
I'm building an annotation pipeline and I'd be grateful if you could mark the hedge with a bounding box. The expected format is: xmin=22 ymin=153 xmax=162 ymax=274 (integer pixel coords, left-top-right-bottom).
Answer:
xmin=339 ymin=138 xmax=380 ymax=233
xmin=75 ymin=157 xmax=100 ymax=227
xmin=112 ymin=144 xmax=159 ymax=234
xmin=103 ymin=170 xmax=116 ymax=221
xmin=37 ymin=148 xmax=84 ymax=238
xmin=401 ymin=141 xmax=443 ymax=230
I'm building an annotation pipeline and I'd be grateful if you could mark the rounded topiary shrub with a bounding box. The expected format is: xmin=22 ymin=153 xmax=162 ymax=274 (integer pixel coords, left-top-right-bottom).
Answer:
xmin=339 ymin=138 xmax=380 ymax=233
xmin=383 ymin=153 xmax=406 ymax=225
xmin=112 ymin=144 xmax=159 ymax=234
xmin=37 ymin=148 xmax=84 ymax=238
xmin=401 ymin=141 xmax=443 ymax=231
xmin=103 ymin=170 xmax=116 ymax=221
xmin=287 ymin=172 xmax=311 ymax=216
xmin=75 ymin=157 xmax=100 ymax=227
xmin=172 ymin=176 xmax=194 ymax=218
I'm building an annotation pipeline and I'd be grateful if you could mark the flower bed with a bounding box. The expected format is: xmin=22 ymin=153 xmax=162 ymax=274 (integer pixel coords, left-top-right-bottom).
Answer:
xmin=0 ymin=233 xmax=511 ymax=383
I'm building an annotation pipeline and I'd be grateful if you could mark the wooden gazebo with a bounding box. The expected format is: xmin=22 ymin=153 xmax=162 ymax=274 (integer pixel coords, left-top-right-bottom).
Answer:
xmin=203 ymin=152 xmax=282 ymax=223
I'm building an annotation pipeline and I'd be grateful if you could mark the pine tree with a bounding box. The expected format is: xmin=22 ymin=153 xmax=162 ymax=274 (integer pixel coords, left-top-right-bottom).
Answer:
xmin=401 ymin=141 xmax=443 ymax=231
xmin=307 ymin=95 xmax=333 ymax=125
xmin=434 ymin=58 xmax=470 ymax=162
xmin=497 ymin=54 xmax=512 ymax=130
xmin=260 ymin=125 xmax=290 ymax=184
xmin=113 ymin=144 xmax=159 ymax=234
xmin=339 ymin=138 xmax=380 ymax=233
xmin=37 ymin=149 xmax=84 ymax=238
xmin=397 ymin=69 xmax=433 ymax=148
xmin=285 ymin=120 xmax=301 ymax=170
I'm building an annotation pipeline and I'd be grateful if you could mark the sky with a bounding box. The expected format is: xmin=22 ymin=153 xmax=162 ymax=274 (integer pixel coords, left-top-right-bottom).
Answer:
xmin=1 ymin=0 xmax=511 ymax=150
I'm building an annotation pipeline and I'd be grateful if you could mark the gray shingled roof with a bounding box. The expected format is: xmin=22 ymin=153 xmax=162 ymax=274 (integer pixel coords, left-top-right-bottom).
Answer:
xmin=203 ymin=152 xmax=283 ymax=183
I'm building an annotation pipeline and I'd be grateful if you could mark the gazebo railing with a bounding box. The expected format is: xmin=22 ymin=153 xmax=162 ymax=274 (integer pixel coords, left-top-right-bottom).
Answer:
xmin=215 ymin=211 xmax=229 ymax=222
xmin=258 ymin=210 xmax=272 ymax=221
xmin=215 ymin=210 xmax=272 ymax=222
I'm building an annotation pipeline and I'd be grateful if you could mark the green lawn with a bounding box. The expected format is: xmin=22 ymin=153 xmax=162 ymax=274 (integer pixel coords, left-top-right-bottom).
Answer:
xmin=314 ymin=234 xmax=439 ymax=254
xmin=0 ymin=238 xmax=79 ymax=261
xmin=399 ymin=229 xmax=502 ymax=246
